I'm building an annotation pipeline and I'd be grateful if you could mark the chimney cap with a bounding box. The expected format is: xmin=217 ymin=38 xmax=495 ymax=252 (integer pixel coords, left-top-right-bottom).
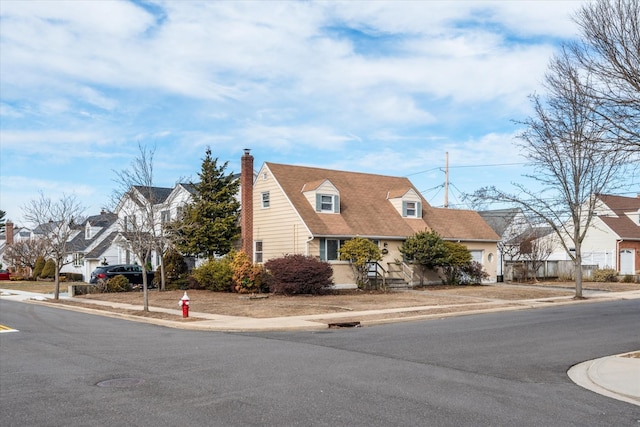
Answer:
xmin=243 ymin=148 xmax=251 ymax=155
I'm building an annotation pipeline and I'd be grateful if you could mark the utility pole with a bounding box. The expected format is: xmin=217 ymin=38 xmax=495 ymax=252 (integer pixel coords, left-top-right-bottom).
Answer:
xmin=444 ymin=152 xmax=449 ymax=208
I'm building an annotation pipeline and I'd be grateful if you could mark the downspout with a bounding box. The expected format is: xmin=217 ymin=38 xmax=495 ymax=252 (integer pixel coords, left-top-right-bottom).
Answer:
xmin=305 ymin=235 xmax=314 ymax=257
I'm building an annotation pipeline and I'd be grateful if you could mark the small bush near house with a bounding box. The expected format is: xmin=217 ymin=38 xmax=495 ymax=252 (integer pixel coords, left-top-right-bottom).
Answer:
xmin=621 ymin=274 xmax=636 ymax=283
xmin=460 ymin=261 xmax=490 ymax=285
xmin=154 ymin=249 xmax=190 ymax=290
xmin=265 ymin=254 xmax=334 ymax=295
xmin=33 ymin=256 xmax=46 ymax=279
xmin=231 ymin=251 xmax=269 ymax=294
xmin=190 ymin=255 xmax=235 ymax=292
xmin=592 ymin=268 xmax=618 ymax=282
xmin=104 ymin=275 xmax=132 ymax=292
xmin=40 ymin=259 xmax=56 ymax=279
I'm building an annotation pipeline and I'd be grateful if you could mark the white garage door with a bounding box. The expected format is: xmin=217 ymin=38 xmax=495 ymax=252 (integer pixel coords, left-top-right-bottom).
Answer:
xmin=619 ymin=249 xmax=635 ymax=275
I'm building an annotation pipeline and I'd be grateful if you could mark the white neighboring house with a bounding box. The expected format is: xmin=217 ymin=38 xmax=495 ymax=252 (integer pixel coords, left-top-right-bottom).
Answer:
xmin=59 ymin=211 xmax=119 ymax=281
xmin=112 ymin=185 xmax=174 ymax=268
xmin=542 ymin=194 xmax=640 ymax=275
xmin=478 ymin=208 xmax=531 ymax=280
xmin=1 ymin=212 xmax=119 ymax=281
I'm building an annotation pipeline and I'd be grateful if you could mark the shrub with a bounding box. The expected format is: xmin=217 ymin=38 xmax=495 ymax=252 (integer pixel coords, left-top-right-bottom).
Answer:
xmin=40 ymin=259 xmax=56 ymax=279
xmin=62 ymin=273 xmax=83 ymax=282
xmin=592 ymin=268 xmax=618 ymax=282
xmin=621 ymin=274 xmax=635 ymax=283
xmin=33 ymin=256 xmax=46 ymax=279
xmin=230 ymin=251 xmax=269 ymax=294
xmin=154 ymin=249 xmax=189 ymax=289
xmin=105 ymin=275 xmax=132 ymax=292
xmin=191 ymin=255 xmax=234 ymax=292
xmin=265 ymin=254 xmax=334 ymax=295
xmin=459 ymin=261 xmax=490 ymax=285
xmin=339 ymin=237 xmax=382 ymax=289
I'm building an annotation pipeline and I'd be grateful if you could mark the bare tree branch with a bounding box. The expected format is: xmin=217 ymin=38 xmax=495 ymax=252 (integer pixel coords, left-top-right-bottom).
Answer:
xmin=22 ymin=192 xmax=86 ymax=299
xmin=472 ymin=49 xmax=630 ymax=298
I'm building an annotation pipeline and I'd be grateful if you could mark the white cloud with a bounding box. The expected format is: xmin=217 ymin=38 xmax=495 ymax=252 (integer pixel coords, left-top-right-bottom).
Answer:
xmin=0 ymin=0 xmax=593 ymax=217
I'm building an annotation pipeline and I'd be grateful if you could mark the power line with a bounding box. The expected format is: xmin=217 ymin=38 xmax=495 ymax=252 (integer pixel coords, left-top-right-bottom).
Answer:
xmin=406 ymin=162 xmax=527 ymax=177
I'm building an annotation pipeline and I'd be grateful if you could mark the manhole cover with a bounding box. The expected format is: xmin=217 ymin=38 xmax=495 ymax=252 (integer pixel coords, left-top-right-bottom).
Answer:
xmin=96 ymin=378 xmax=145 ymax=388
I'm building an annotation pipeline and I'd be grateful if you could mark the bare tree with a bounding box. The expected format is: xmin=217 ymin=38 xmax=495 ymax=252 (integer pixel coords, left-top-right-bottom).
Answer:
xmin=22 ymin=193 xmax=85 ymax=299
xmin=516 ymin=229 xmax=554 ymax=282
xmin=571 ymin=0 xmax=640 ymax=152
xmin=112 ymin=143 xmax=166 ymax=311
xmin=473 ymin=50 xmax=630 ymax=298
xmin=3 ymin=237 xmax=50 ymax=276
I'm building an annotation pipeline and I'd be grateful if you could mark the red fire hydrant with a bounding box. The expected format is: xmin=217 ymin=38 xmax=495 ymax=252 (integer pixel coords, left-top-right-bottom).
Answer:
xmin=179 ymin=291 xmax=190 ymax=318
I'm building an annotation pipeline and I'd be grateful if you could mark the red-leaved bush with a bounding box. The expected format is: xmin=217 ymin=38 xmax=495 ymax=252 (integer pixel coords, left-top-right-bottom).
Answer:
xmin=264 ymin=254 xmax=333 ymax=295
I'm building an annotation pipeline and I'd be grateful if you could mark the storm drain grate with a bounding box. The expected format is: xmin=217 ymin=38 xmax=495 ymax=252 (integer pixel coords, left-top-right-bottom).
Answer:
xmin=328 ymin=321 xmax=361 ymax=329
xmin=96 ymin=378 xmax=145 ymax=388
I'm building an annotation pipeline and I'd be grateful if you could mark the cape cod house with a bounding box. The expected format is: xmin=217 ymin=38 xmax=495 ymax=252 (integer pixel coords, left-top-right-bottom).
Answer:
xmin=240 ymin=150 xmax=500 ymax=287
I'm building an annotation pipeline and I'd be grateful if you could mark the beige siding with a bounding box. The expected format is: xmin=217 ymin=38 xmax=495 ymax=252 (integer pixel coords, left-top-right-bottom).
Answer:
xmin=462 ymin=241 xmax=498 ymax=280
xmin=253 ymin=165 xmax=311 ymax=262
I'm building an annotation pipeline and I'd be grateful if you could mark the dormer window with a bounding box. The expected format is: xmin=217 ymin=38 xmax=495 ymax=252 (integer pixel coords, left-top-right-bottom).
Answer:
xmin=316 ymin=194 xmax=340 ymax=213
xmin=402 ymin=200 xmax=422 ymax=218
xmin=405 ymin=201 xmax=417 ymax=217
xmin=303 ymin=179 xmax=340 ymax=214
xmin=85 ymin=224 xmax=92 ymax=239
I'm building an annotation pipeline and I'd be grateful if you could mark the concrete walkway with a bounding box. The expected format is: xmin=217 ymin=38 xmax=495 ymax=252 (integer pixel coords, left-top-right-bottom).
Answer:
xmin=1 ymin=287 xmax=639 ymax=407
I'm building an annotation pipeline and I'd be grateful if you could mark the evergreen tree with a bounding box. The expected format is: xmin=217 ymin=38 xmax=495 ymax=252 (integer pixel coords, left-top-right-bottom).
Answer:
xmin=169 ymin=147 xmax=241 ymax=258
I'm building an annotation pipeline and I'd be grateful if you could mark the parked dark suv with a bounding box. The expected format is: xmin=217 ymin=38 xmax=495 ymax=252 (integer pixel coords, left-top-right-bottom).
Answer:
xmin=89 ymin=264 xmax=154 ymax=286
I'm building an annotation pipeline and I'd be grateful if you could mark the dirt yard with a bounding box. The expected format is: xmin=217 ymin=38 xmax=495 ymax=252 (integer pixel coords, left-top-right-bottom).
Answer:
xmin=3 ymin=280 xmax=639 ymax=324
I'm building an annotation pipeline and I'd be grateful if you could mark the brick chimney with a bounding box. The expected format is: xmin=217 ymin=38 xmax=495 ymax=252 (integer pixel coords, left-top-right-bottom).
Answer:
xmin=241 ymin=149 xmax=254 ymax=260
xmin=5 ymin=221 xmax=14 ymax=245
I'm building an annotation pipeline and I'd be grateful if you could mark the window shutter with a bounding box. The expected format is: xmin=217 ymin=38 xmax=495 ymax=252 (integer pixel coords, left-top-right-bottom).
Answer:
xmin=316 ymin=194 xmax=322 ymax=212
xmin=333 ymin=195 xmax=340 ymax=213
xmin=416 ymin=201 xmax=422 ymax=218
xmin=402 ymin=201 xmax=407 ymax=217
xmin=319 ymin=238 xmax=326 ymax=260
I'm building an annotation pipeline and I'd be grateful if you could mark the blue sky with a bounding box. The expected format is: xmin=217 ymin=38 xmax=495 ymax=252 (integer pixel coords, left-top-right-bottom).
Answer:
xmin=1 ymin=0 xmax=597 ymax=225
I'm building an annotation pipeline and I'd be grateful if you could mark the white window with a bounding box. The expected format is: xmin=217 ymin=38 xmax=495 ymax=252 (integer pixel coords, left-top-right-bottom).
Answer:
xmin=469 ymin=250 xmax=484 ymax=264
xmin=73 ymin=253 xmax=84 ymax=267
xmin=161 ymin=210 xmax=170 ymax=224
xmin=402 ymin=200 xmax=421 ymax=218
xmin=255 ymin=241 xmax=263 ymax=263
xmin=261 ymin=192 xmax=270 ymax=208
xmin=316 ymin=194 xmax=339 ymax=213
xmin=85 ymin=224 xmax=92 ymax=239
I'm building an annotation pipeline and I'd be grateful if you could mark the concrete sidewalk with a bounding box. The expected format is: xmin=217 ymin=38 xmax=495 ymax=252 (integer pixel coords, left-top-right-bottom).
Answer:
xmin=1 ymin=287 xmax=639 ymax=407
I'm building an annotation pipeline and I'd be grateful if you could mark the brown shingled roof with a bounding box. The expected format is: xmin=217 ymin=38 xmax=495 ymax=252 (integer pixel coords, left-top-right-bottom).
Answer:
xmin=598 ymin=194 xmax=640 ymax=240
xmin=266 ymin=162 xmax=499 ymax=241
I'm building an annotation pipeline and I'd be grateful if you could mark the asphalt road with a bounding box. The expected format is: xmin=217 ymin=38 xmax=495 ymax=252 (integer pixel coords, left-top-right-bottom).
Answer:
xmin=1 ymin=299 xmax=639 ymax=426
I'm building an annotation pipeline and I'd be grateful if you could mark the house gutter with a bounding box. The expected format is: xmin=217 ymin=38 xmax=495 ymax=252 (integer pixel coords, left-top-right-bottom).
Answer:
xmin=305 ymin=235 xmax=314 ymax=256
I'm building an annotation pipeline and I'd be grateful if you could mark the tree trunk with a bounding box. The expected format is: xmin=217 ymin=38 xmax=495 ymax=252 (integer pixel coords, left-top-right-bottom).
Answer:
xmin=160 ymin=262 xmax=166 ymax=292
xmin=54 ymin=267 xmax=60 ymax=300
xmin=574 ymin=250 xmax=583 ymax=299
xmin=142 ymin=270 xmax=149 ymax=311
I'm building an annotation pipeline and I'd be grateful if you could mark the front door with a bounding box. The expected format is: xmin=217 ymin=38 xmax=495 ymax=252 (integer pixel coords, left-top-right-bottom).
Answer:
xmin=619 ymin=249 xmax=634 ymax=275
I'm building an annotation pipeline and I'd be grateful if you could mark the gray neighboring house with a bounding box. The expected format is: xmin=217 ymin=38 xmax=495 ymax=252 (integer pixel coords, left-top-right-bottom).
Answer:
xmin=59 ymin=211 xmax=119 ymax=281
